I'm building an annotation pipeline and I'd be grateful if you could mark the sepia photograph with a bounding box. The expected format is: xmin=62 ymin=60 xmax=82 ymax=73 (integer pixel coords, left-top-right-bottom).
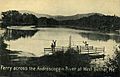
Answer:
xmin=0 ymin=0 xmax=120 ymax=77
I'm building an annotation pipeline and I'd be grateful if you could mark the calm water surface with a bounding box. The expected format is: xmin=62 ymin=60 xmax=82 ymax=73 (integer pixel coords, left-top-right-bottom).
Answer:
xmin=4 ymin=26 xmax=120 ymax=58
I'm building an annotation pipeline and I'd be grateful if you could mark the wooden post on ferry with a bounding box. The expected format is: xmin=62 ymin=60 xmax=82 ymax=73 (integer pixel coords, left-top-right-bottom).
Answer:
xmin=69 ymin=35 xmax=71 ymax=49
xmin=103 ymin=47 xmax=105 ymax=60
xmin=79 ymin=46 xmax=81 ymax=54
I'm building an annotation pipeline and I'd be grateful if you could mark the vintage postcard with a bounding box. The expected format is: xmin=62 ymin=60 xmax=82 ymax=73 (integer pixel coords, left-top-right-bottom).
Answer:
xmin=0 ymin=0 xmax=120 ymax=77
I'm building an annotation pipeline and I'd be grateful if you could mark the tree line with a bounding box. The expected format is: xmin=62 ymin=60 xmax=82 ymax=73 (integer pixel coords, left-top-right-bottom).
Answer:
xmin=1 ymin=10 xmax=120 ymax=32
xmin=1 ymin=10 xmax=37 ymax=27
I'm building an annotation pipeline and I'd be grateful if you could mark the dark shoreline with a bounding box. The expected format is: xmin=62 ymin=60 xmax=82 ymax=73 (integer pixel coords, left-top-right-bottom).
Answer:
xmin=33 ymin=25 xmax=120 ymax=34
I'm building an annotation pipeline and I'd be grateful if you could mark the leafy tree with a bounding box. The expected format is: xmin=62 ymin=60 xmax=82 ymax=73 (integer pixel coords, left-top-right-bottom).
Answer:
xmin=1 ymin=10 xmax=38 ymax=27
xmin=106 ymin=46 xmax=120 ymax=72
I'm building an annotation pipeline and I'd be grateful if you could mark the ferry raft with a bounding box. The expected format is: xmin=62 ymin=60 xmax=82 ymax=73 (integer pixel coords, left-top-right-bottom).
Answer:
xmin=44 ymin=36 xmax=105 ymax=59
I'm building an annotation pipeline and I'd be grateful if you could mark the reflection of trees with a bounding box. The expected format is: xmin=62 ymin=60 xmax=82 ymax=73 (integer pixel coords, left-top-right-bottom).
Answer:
xmin=0 ymin=36 xmax=19 ymax=65
xmin=111 ymin=35 xmax=120 ymax=43
xmin=0 ymin=37 xmax=9 ymax=64
xmin=79 ymin=32 xmax=110 ymax=41
xmin=79 ymin=32 xmax=120 ymax=43
xmin=0 ymin=29 xmax=37 ymax=65
xmin=4 ymin=29 xmax=38 ymax=40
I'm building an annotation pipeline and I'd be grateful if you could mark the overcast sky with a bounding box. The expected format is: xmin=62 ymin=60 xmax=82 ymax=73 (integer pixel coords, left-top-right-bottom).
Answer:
xmin=0 ymin=0 xmax=120 ymax=16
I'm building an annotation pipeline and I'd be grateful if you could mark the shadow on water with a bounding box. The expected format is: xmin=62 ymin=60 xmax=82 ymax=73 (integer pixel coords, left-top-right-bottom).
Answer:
xmin=0 ymin=29 xmax=37 ymax=65
xmin=3 ymin=29 xmax=38 ymax=41
xmin=79 ymin=32 xmax=120 ymax=43
xmin=0 ymin=36 xmax=20 ymax=65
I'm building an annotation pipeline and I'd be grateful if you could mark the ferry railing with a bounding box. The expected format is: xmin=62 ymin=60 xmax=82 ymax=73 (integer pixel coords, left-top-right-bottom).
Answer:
xmin=44 ymin=46 xmax=105 ymax=55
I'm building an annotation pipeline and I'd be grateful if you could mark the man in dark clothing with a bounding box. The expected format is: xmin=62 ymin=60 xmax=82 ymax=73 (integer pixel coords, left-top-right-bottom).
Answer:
xmin=51 ymin=43 xmax=54 ymax=52
xmin=53 ymin=40 xmax=57 ymax=47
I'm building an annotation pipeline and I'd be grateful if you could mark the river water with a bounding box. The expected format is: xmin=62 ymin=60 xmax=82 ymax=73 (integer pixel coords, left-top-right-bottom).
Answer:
xmin=3 ymin=26 xmax=120 ymax=58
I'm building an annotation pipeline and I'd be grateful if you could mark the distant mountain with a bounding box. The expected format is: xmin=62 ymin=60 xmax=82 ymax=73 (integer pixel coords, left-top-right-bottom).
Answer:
xmin=19 ymin=10 xmax=104 ymax=21
xmin=52 ymin=13 xmax=103 ymax=21
xmin=19 ymin=10 xmax=52 ymax=18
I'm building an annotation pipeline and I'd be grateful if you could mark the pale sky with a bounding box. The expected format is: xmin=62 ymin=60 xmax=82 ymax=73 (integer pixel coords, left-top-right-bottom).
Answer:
xmin=0 ymin=0 xmax=120 ymax=16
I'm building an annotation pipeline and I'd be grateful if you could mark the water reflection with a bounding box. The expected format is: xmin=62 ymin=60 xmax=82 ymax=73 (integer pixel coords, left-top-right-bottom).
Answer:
xmin=3 ymin=29 xmax=38 ymax=40
xmin=3 ymin=28 xmax=119 ymax=57
xmin=79 ymin=32 xmax=120 ymax=43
